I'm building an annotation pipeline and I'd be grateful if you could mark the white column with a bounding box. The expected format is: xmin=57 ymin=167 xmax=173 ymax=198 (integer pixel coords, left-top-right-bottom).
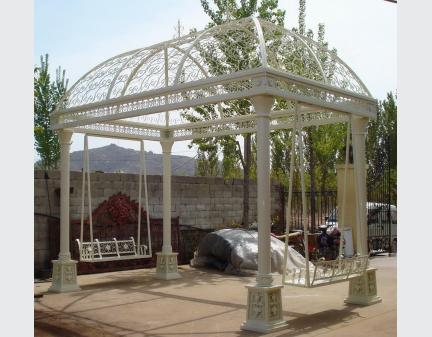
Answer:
xmin=351 ymin=117 xmax=368 ymax=255
xmin=49 ymin=130 xmax=80 ymax=293
xmin=161 ymin=138 xmax=173 ymax=254
xmin=241 ymin=95 xmax=287 ymax=333
xmin=59 ymin=130 xmax=72 ymax=260
xmin=254 ymin=95 xmax=273 ymax=286
xmin=155 ymin=133 xmax=181 ymax=280
xmin=345 ymin=116 xmax=381 ymax=306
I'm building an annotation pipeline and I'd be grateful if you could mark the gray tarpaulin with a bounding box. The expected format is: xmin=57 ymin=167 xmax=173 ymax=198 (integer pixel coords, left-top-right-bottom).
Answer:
xmin=190 ymin=229 xmax=310 ymax=275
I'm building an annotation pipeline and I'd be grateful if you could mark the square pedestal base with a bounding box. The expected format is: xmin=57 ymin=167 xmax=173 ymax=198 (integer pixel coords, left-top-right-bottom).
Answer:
xmin=241 ymin=284 xmax=288 ymax=333
xmin=345 ymin=267 xmax=382 ymax=306
xmin=48 ymin=260 xmax=81 ymax=293
xmin=155 ymin=252 xmax=181 ymax=280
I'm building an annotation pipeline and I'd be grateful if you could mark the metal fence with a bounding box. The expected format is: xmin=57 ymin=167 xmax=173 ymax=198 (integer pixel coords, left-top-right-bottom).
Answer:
xmin=282 ymin=190 xmax=337 ymax=233
xmin=281 ymin=188 xmax=397 ymax=254
xmin=367 ymin=135 xmax=396 ymax=254
xmin=366 ymin=202 xmax=396 ymax=253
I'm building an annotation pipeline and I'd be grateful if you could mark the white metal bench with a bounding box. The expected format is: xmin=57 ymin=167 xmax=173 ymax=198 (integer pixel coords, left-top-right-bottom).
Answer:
xmin=76 ymin=237 xmax=149 ymax=262
xmin=284 ymin=255 xmax=369 ymax=288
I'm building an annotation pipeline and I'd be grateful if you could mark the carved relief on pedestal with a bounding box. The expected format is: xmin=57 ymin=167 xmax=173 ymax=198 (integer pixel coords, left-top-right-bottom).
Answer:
xmin=367 ymin=270 xmax=377 ymax=295
xmin=157 ymin=255 xmax=166 ymax=273
xmin=49 ymin=261 xmax=80 ymax=293
xmin=345 ymin=268 xmax=381 ymax=306
xmin=242 ymin=285 xmax=287 ymax=333
xmin=168 ymin=256 xmax=177 ymax=272
xmin=64 ymin=265 xmax=76 ymax=283
xmin=248 ymin=291 xmax=264 ymax=320
xmin=155 ymin=253 xmax=180 ymax=279
xmin=52 ymin=264 xmax=61 ymax=283
xmin=352 ymin=276 xmax=365 ymax=297
xmin=268 ymin=290 xmax=281 ymax=320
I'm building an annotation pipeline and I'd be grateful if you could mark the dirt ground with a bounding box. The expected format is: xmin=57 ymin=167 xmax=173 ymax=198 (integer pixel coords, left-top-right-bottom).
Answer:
xmin=34 ymin=255 xmax=396 ymax=337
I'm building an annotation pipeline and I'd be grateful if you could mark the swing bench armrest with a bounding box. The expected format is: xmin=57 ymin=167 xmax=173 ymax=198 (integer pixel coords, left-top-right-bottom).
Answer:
xmin=138 ymin=244 xmax=148 ymax=255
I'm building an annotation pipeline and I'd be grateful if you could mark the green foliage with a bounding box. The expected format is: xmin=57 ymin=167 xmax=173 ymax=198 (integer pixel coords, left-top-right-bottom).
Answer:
xmin=193 ymin=0 xmax=396 ymax=204
xmin=298 ymin=0 xmax=306 ymax=35
xmin=34 ymin=54 xmax=68 ymax=169
xmin=307 ymin=123 xmax=346 ymax=191
xmin=366 ymin=92 xmax=397 ymax=203
xmin=270 ymin=0 xmax=342 ymax=193
xmin=189 ymin=0 xmax=286 ymax=178
xmin=201 ymin=0 xmax=285 ymax=26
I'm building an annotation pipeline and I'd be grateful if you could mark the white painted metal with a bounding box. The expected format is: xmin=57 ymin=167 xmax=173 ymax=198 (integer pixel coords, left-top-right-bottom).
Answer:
xmin=76 ymin=134 xmax=152 ymax=262
xmin=155 ymin=133 xmax=182 ymax=280
xmin=58 ymin=130 xmax=73 ymax=261
xmin=338 ymin=117 xmax=352 ymax=258
xmin=56 ymin=17 xmax=371 ymax=108
xmin=85 ymin=135 xmax=94 ymax=245
xmin=49 ymin=129 xmax=81 ymax=293
xmin=281 ymin=107 xmax=299 ymax=286
xmin=251 ymin=95 xmax=274 ymax=286
xmin=51 ymin=17 xmax=377 ymax=137
xmin=352 ymin=117 xmax=369 ymax=255
xmin=76 ymin=237 xmax=148 ymax=262
xmin=48 ymin=15 xmax=378 ymax=327
xmin=285 ymin=255 xmax=369 ymax=287
xmin=281 ymin=109 xmax=370 ymax=288
xmin=51 ymin=67 xmax=376 ymax=132
xmin=137 ymin=141 xmax=143 ymax=249
xmin=251 ymin=17 xmax=268 ymax=67
xmin=243 ymin=95 xmax=288 ymax=332
xmin=142 ymin=140 xmax=152 ymax=257
xmin=52 ymin=66 xmax=375 ymax=119
xmin=161 ymin=136 xmax=174 ymax=254
xmin=80 ymin=136 xmax=86 ymax=244
xmin=164 ymin=43 xmax=169 ymax=127
xmin=297 ymin=105 xmax=310 ymax=287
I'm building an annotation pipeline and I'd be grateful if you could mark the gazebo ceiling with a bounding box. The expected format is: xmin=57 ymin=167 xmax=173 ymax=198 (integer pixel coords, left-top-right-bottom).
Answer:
xmin=51 ymin=17 xmax=377 ymax=141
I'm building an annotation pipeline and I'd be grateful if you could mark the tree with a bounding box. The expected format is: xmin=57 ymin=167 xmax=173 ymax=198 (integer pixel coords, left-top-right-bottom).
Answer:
xmin=366 ymin=92 xmax=397 ymax=203
xmin=186 ymin=0 xmax=286 ymax=228
xmin=34 ymin=54 xmax=68 ymax=169
xmin=269 ymin=0 xmax=344 ymax=229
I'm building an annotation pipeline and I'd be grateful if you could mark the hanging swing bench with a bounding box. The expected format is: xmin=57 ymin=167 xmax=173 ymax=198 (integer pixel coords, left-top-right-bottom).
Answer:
xmin=76 ymin=134 xmax=153 ymax=263
xmin=282 ymin=109 xmax=369 ymax=288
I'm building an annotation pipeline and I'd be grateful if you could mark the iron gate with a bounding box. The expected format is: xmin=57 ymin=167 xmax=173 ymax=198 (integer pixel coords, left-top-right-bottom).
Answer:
xmin=367 ymin=135 xmax=396 ymax=253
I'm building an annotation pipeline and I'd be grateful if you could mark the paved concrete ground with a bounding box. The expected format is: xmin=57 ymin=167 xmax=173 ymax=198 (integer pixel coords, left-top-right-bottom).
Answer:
xmin=34 ymin=255 xmax=396 ymax=337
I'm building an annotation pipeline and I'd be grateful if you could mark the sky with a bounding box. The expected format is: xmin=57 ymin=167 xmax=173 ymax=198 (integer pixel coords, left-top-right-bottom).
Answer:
xmin=34 ymin=0 xmax=397 ymax=158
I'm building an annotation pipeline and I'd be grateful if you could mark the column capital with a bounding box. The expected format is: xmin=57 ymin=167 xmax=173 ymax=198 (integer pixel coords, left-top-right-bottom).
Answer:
xmin=250 ymin=95 xmax=274 ymax=117
xmin=160 ymin=138 xmax=174 ymax=153
xmin=58 ymin=129 xmax=73 ymax=145
xmin=351 ymin=116 xmax=369 ymax=136
xmin=160 ymin=130 xmax=174 ymax=153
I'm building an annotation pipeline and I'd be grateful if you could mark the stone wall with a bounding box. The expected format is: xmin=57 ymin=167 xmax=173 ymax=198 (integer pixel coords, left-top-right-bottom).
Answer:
xmin=34 ymin=170 xmax=283 ymax=276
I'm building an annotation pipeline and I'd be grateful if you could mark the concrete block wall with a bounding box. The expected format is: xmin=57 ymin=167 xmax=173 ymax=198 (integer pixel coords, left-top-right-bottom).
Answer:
xmin=34 ymin=170 xmax=283 ymax=274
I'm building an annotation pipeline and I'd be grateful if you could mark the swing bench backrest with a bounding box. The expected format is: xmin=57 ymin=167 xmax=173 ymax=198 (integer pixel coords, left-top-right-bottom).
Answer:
xmin=284 ymin=255 xmax=369 ymax=287
xmin=76 ymin=237 xmax=148 ymax=262
xmin=312 ymin=255 xmax=369 ymax=285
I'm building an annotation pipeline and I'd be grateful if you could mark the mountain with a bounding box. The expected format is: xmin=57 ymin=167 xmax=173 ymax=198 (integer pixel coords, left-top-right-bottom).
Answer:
xmin=69 ymin=144 xmax=196 ymax=176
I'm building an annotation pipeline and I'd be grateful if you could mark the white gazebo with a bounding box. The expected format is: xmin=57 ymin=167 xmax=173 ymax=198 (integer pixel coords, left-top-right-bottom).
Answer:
xmin=49 ymin=17 xmax=378 ymax=333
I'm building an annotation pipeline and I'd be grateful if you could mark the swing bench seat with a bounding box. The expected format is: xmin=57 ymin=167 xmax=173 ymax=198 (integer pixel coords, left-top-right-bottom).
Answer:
xmin=76 ymin=237 xmax=150 ymax=262
xmin=284 ymin=255 xmax=369 ymax=288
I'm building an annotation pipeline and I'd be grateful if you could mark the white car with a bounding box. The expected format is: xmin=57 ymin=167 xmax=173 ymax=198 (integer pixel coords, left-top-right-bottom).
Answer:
xmin=324 ymin=202 xmax=397 ymax=253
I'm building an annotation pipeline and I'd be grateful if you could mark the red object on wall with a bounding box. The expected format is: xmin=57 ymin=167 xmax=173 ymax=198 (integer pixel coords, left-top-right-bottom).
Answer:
xmin=49 ymin=192 xmax=180 ymax=275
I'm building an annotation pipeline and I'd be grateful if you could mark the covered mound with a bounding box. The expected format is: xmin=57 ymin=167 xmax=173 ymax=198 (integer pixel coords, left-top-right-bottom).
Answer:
xmin=190 ymin=228 xmax=309 ymax=275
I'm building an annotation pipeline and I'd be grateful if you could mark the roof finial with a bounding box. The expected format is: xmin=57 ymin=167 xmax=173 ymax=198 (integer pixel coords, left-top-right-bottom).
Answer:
xmin=173 ymin=19 xmax=184 ymax=39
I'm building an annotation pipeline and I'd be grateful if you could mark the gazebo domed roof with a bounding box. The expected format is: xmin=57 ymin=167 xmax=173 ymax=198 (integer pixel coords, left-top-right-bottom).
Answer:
xmin=62 ymin=17 xmax=370 ymax=110
xmin=52 ymin=17 xmax=376 ymax=140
